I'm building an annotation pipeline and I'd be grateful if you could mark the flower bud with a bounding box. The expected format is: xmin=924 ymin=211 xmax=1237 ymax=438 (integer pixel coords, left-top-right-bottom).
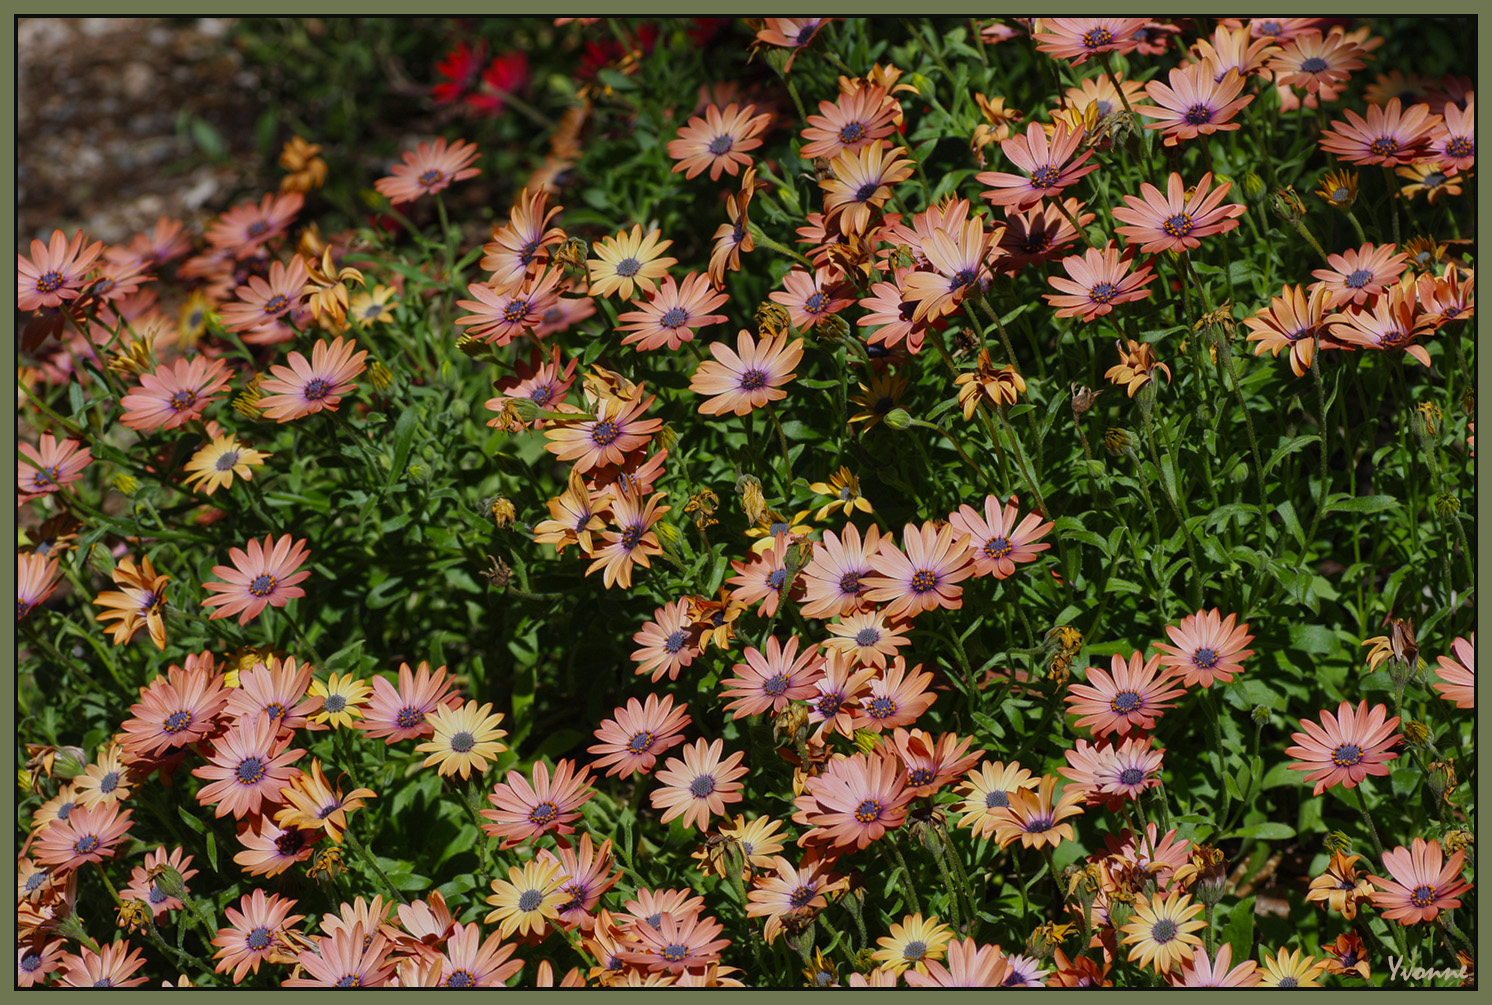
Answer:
xmin=367 ymin=359 xmax=393 ymax=391
xmin=1434 ymin=492 xmax=1460 ymax=518
xmin=1251 ymin=704 xmax=1271 ymax=727
xmin=1323 ymin=830 xmax=1352 ymax=856
xmin=814 ymin=312 xmax=849 ymax=344
xmin=1442 ymin=828 xmax=1473 ymax=854
xmin=656 ymin=423 xmax=679 ymax=452
xmin=490 ymin=497 xmax=517 ymax=528
xmin=17 ymin=769 xmax=33 ymax=792
xmin=110 ymin=473 xmax=141 ymax=496
xmin=1412 ymin=400 xmax=1442 ymax=441
xmin=1102 ymin=427 xmax=1132 ymax=455
xmin=149 ymin=863 xmax=189 ymax=901
xmin=1241 ymin=170 xmax=1267 ymax=202
xmin=882 ymin=407 xmax=913 ymax=430
xmin=51 ymin=746 xmax=88 ymax=780
xmin=553 ymin=236 xmax=589 ymax=272
xmin=654 ymin=520 xmax=683 ymax=552
xmin=1427 ymin=758 xmax=1456 ymax=802
xmin=457 ymin=334 xmax=493 ymax=360
xmin=1270 ymin=187 xmax=1306 ymax=224
xmin=1401 ymin=720 xmax=1431 ymax=748
xmin=852 ymin=728 xmax=880 ymax=754
xmin=755 ymin=302 xmax=791 ymax=338
xmin=406 ymin=462 xmax=429 ymax=484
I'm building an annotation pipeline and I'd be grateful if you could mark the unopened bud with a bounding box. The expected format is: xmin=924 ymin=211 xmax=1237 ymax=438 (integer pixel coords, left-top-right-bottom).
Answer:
xmin=1401 ymin=720 xmax=1431 ymax=748
xmin=1102 ymin=427 xmax=1132 ymax=455
xmin=490 ymin=497 xmax=516 ymax=528
xmin=509 ymin=398 xmax=542 ymax=423
xmin=1323 ymin=830 xmax=1352 ymax=856
xmin=1434 ymin=492 xmax=1460 ymax=518
xmin=882 ymin=407 xmax=913 ymax=430
xmin=1241 ymin=171 xmax=1267 ymax=202
xmin=1413 ymin=400 xmax=1442 ymax=441
xmin=111 ymin=473 xmax=141 ymax=496
xmin=1270 ymin=187 xmax=1306 ymax=224
xmin=553 ymin=236 xmax=589 ymax=272
xmin=1251 ymin=705 xmax=1271 ymax=727
xmin=654 ymin=520 xmax=682 ymax=551
xmin=52 ymin=746 xmax=88 ymax=780
xmin=755 ymin=302 xmax=791 ymax=338
xmin=149 ymin=863 xmax=189 ymax=901
xmin=815 ymin=313 xmax=849 ymax=344
xmin=1427 ymin=758 xmax=1457 ymax=801
xmin=457 ymin=333 xmax=492 ymax=359
xmin=406 ymin=462 xmax=429 ymax=484
xmin=17 ymin=769 xmax=32 ymax=792
xmin=852 ymin=729 xmax=879 ymax=754
xmin=367 ymin=359 xmax=393 ymax=391
xmin=656 ymin=423 xmax=679 ymax=452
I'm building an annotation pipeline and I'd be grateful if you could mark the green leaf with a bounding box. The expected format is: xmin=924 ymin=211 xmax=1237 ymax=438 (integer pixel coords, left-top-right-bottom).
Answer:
xmin=1324 ymin=493 xmax=1399 ymax=515
xmin=596 ymin=68 xmax=636 ymax=91
xmin=1264 ymin=434 xmax=1320 ymax=476
xmin=205 ymin=831 xmax=219 ymax=871
xmin=190 ymin=116 xmax=227 ymax=160
xmin=1275 ymin=501 xmax=1306 ymax=548
xmin=177 ymin=804 xmax=205 ymax=833
xmin=1222 ymin=896 xmax=1255 ymax=961
xmin=68 ymin=381 xmax=86 ymax=420
xmin=389 ymin=406 xmax=419 ymax=484
xmin=1229 ymin=821 xmax=1295 ymax=840
xmin=533 ymin=729 xmax=584 ymax=760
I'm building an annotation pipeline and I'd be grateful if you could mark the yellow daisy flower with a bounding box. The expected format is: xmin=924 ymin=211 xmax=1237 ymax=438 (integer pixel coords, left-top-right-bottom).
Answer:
xmin=414 ymin=700 xmax=509 ymax=779
xmin=307 ymin=673 xmax=374 ymax=729
xmin=347 ymin=283 xmax=400 ymax=326
xmin=808 ymin=467 xmax=873 ymax=521
xmin=744 ymin=509 xmax=814 ymax=555
xmin=1119 ymin=889 xmax=1207 ymax=974
xmin=871 ymin=913 xmax=954 ymax=975
xmin=484 ymin=858 xmax=567 ymax=940
xmin=586 ymin=224 xmax=677 ymax=301
xmin=182 ymin=425 xmax=270 ymax=496
xmin=1258 ymin=946 xmax=1330 ymax=988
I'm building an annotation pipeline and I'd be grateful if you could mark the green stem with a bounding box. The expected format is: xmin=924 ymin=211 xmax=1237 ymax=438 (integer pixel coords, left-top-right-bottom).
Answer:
xmin=886 ymin=839 xmax=922 ymax=915
xmin=342 ymin=828 xmax=409 ymax=905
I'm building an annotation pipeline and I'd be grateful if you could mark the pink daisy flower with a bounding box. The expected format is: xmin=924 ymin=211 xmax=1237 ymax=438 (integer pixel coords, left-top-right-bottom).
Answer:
xmin=357 ymin=661 xmax=461 ymax=744
xmin=191 ymin=715 xmax=304 ymax=819
xmin=1326 ymin=282 xmax=1437 ymax=367
xmin=858 ymin=657 xmax=937 ymax=733
xmin=486 ymin=344 xmax=577 ymax=429
xmin=1112 ymin=171 xmax=1247 ymax=254
xmin=862 ymin=521 xmax=975 ymax=620
xmin=857 ymin=271 xmax=927 ymax=354
xmin=206 ymin=192 xmax=304 ymax=258
xmin=479 ymin=186 xmax=566 ymax=287
xmin=585 ymin=490 xmax=670 ymax=590
xmin=1035 ymin=18 xmax=1150 ymax=65
xmin=745 ymin=854 xmax=845 ymax=945
xmin=543 ymin=389 xmax=663 ymax=472
xmin=588 ymin=693 xmax=691 ymax=779
xmin=1430 ymin=95 xmax=1475 ymax=172
xmin=1169 ymin=944 xmax=1261 ymax=987
xmin=903 ymin=938 xmax=1013 ymax=987
xmin=807 ymin=651 xmax=880 ymax=743
xmin=976 ymin=121 xmax=1097 ymax=211
xmin=18 ymin=433 xmax=92 ymax=505
xmin=891 ymin=728 xmax=984 ymax=797
xmin=1267 ymin=29 xmax=1369 ymax=96
xmin=793 ymin=749 xmax=913 ymax=851
xmin=720 ymin=635 xmax=825 ymax=719
xmin=120 ymin=845 xmax=197 ymax=919
xmin=118 ymin=662 xmax=230 ymax=759
xmin=17 ymin=937 xmax=67 ymax=987
xmin=256 ymin=335 xmax=369 ymax=422
xmin=425 ymin=921 xmax=525 ymax=987
xmin=667 ymin=103 xmax=771 ymax=182
xmin=374 ymin=137 xmax=481 ymax=205
xmin=1242 ymin=283 xmax=1332 ymax=377
xmin=454 ymin=269 xmax=564 ymax=347
xmin=233 ymin=817 xmax=320 ymax=878
xmin=620 ymin=912 xmax=732 ymax=975
xmin=1432 ymin=634 xmax=1474 ymax=709
xmin=56 ymin=941 xmax=149 ymax=988
xmin=1320 ymin=97 xmax=1436 ymax=166
xmin=283 ymin=923 xmax=396 ymax=988
xmin=948 ymin=494 xmax=1054 ymax=579
xmin=33 ymin=802 xmax=134 ymax=873
xmin=1309 ymin=242 xmax=1411 ymax=309
xmin=1367 ymin=837 xmax=1473 ymax=926
xmin=631 ymin=599 xmax=701 ymax=683
xmin=200 ymin=533 xmax=313 ymax=625
xmin=689 ymin=329 xmax=805 ymax=417
xmin=820 ymin=142 xmax=916 ymax=235
xmin=726 ymin=534 xmax=799 ymax=618
xmin=798 ymin=521 xmax=883 ymax=620
xmin=224 ymin=654 xmax=323 ymax=735
xmin=996 ymin=198 xmax=1092 ymax=272
xmin=218 ymin=256 xmax=309 ymax=332
xmin=1138 ymin=64 xmax=1254 ymax=147
xmin=118 ymin=355 xmax=233 ymax=432
xmin=618 ymin=272 xmax=730 ymax=352
xmin=822 ymin=609 xmax=913 ymax=669
xmin=211 ymin=889 xmax=307 ymax=985
xmin=17 ymin=229 xmax=104 ymax=311
xmin=1060 ymin=735 xmax=1164 ymax=807
xmin=901 ymin=217 xmax=1002 ymax=323
xmin=1284 ymin=699 xmax=1402 ymax=795
xmin=1153 ymin=608 xmax=1256 ymax=688
xmin=768 ymin=266 xmax=854 ymax=332
xmin=481 ymin=759 xmax=595 ymax=848
xmin=801 ymin=84 xmax=899 ymax=161
xmin=650 ymin=738 xmax=748 ymax=833
xmin=1044 ymin=242 xmax=1157 ymax=322
xmin=17 ymin=551 xmax=62 ymax=622
xmin=1065 ymin=651 xmax=1186 ymax=737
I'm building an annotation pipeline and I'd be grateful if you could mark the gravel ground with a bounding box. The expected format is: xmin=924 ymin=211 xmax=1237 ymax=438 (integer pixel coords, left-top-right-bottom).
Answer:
xmin=17 ymin=17 xmax=263 ymax=247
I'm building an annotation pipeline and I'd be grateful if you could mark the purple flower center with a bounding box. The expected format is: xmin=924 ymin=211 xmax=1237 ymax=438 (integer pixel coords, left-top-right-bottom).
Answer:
xmin=1369 ymin=137 xmax=1401 ymax=157
xmin=689 ymin=774 xmax=717 ymax=798
xmin=445 ymin=970 xmax=476 ymax=988
xmin=906 ymin=766 xmax=934 ymax=787
xmin=215 ymin=450 xmax=241 ymax=471
xmin=659 ymin=306 xmax=689 ymax=329
xmin=1300 ymin=56 xmax=1329 ymax=73
xmin=1089 ymin=281 xmax=1118 ymax=304
xmin=739 ymin=368 xmax=768 ymax=391
xmin=450 ymin=730 xmax=476 ymax=753
xmin=163 ymin=709 xmax=193 ymax=734
xmin=1030 ymin=164 xmax=1060 ymax=189
xmin=1410 ymin=883 xmax=1438 ymax=907
xmin=1162 ymin=213 xmax=1194 ymax=239
xmin=275 ymin=830 xmax=306 ymax=855
xmin=766 ymin=568 xmax=788 ymax=591
xmin=903 ymin=940 xmax=928 ymax=960
xmin=395 ymin=706 xmax=426 ymax=729
xmin=1082 ymin=26 xmax=1115 ymax=48
xmin=763 ymin=673 xmax=789 ymax=696
xmin=853 ymin=182 xmax=880 ymax=203
xmin=1024 ymin=814 xmax=1054 ymax=833
xmin=815 ymin=691 xmax=845 ymax=718
xmin=528 ymin=800 xmax=559 ymax=825
xmin=264 ymin=293 xmax=290 ymax=315
xmin=235 ymin=756 xmax=267 ymax=785
xmin=1110 ymin=690 xmax=1142 ymax=713
xmin=983 ymin=536 xmax=1013 ymax=560
xmin=663 ymin=630 xmax=687 ymax=654
xmin=73 ymin=834 xmax=100 ymax=855
xmin=866 ymin=696 xmax=897 ymax=720
xmin=854 ymin=798 xmax=884 ymax=823
xmin=418 ymin=169 xmax=444 ymax=188
xmin=1184 ymin=103 xmax=1212 ymax=126
xmin=99 ymin=771 xmax=120 ymax=795
xmin=985 ymin=789 xmax=1009 ymax=808
xmin=855 ymin=627 xmax=881 ymax=647
xmin=910 ymin=569 xmax=938 ymax=593
xmin=1344 ymin=269 xmax=1374 ymax=289
xmin=1192 ymin=647 xmax=1219 ymax=669
xmin=1119 ymin=767 xmax=1146 ymax=786
xmin=20 ymin=953 xmax=41 ymax=972
xmin=1446 ymin=136 xmax=1473 ymax=158
xmin=1151 ymin=919 xmax=1178 ymax=943
xmin=839 ymin=571 xmax=863 ymax=594
xmin=789 ymin=884 xmax=817 ymax=909
xmin=32 ymin=464 xmax=62 ymax=487
xmin=303 ymin=377 xmax=331 ymax=401
xmin=591 ymin=419 xmax=620 ymax=445
xmin=149 ymin=883 xmax=167 ymax=904
xmin=248 ymin=574 xmax=277 ymax=598
xmin=169 ymin=388 xmax=200 ymax=412
xmin=663 ymin=944 xmax=690 ymax=963
xmin=626 ymin=730 xmax=655 ymax=755
xmin=838 ymin=121 xmax=867 ymax=144
xmin=334 ymin=974 xmax=361 ymax=988
xmin=1332 ymin=743 xmax=1364 ymax=767
xmin=614 ymin=257 xmax=641 ymax=278
xmin=517 ymin=889 xmax=544 ymax=912
xmin=620 ymin=525 xmax=645 ymax=551
xmin=707 ymin=134 xmax=735 ymax=157
xmin=35 ymin=270 xmax=63 ymax=294
xmin=529 ymin=384 xmax=555 ymax=406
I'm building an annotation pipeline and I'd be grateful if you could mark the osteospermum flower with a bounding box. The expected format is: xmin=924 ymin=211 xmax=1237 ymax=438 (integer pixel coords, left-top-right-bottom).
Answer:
xmin=589 ymin=693 xmax=690 ymax=779
xmin=480 ymin=187 xmax=566 ymax=287
xmin=1268 ymin=29 xmax=1368 ymax=95
xmin=619 ymin=271 xmax=730 ymax=352
xmin=17 ymin=937 xmax=66 ymax=987
xmin=689 ymin=329 xmax=805 ymax=416
xmin=33 ymin=803 xmax=134 ymax=873
xmin=192 ymin=716 xmax=304 ymax=819
xmin=587 ymin=224 xmax=677 ymax=302
xmin=233 ymin=817 xmax=319 ymax=878
xmin=1170 ymin=943 xmax=1260 ymax=987
xmin=119 ymin=662 xmax=230 ymax=758
xmin=1310 ymin=242 xmax=1410 ymax=309
xmin=631 ymin=599 xmax=700 ymax=683
xmin=948 ymin=495 xmax=1053 ymax=580
xmin=374 ymin=137 xmax=481 ymax=205
xmin=990 ymin=774 xmax=1085 ymax=850
xmin=820 ymin=142 xmax=915 ymax=235
xmin=1433 ymin=634 xmax=1475 ymax=709
xmin=651 ymin=738 xmax=748 ymax=833
xmin=256 ymin=335 xmax=369 ymax=421
xmin=454 ymin=269 xmax=564 ymax=346
xmin=17 ymin=229 xmax=104 ymax=311
xmin=117 ymin=845 xmax=194 ymax=920
xmin=218 ymin=256 xmax=309 ymax=332
xmin=586 ymin=490 xmax=670 ymax=590
xmin=1306 ymin=850 xmax=1376 ymax=921
xmin=481 ymin=759 xmax=595 ymax=848
xmin=1368 ymin=837 xmax=1473 ymax=926
xmin=206 ymin=192 xmax=303 ymax=258
xmin=357 ymin=661 xmax=461 ymax=743
xmin=283 ymin=923 xmax=396 ymax=988
xmin=1257 ymin=947 xmax=1329 ymax=988
xmin=954 ymin=760 xmax=1039 ymax=840
xmin=274 ymin=758 xmax=376 ymax=843
xmin=17 ymin=550 xmax=62 ymax=621
xmin=977 ymin=121 xmax=1097 ymax=212
xmin=1044 ymin=242 xmax=1156 ymax=322
xmin=997 ymin=198 xmax=1091 ymax=272
xmin=306 ymin=673 xmax=371 ymax=729
xmin=1153 ymin=608 xmax=1255 ymax=688
xmin=709 ymin=166 xmax=762 ymax=287
xmin=802 ymin=84 xmax=898 ymax=160
xmin=1112 ymin=171 xmax=1246 ymax=254
xmin=667 ymin=102 xmax=771 ymax=181
xmin=953 ymin=350 xmax=1025 ymax=418
xmin=1061 ymin=735 xmax=1164 ymax=806
xmin=415 ymin=701 xmax=509 ymax=780
xmin=823 ymin=609 xmax=912 ymax=669
xmin=1320 ymin=97 xmax=1436 ymax=166
xmin=755 ymin=17 xmax=832 ymax=71
xmin=211 ymin=889 xmax=305 ymax=985
xmin=18 ymin=433 xmax=92 ymax=505
xmin=182 ymin=424 xmax=270 ymax=495
xmin=1120 ymin=890 xmax=1207 ymax=974
xmin=1397 ymin=161 xmax=1464 ymax=204
xmin=863 ymin=521 xmax=974 ymax=620
xmin=57 ymin=941 xmax=150 ymax=988
xmin=793 ymin=750 xmax=914 ymax=850
xmin=806 ymin=651 xmax=880 ymax=743
xmin=1285 ymin=699 xmax=1402 ymax=795
xmin=74 ymin=743 xmax=132 ymax=809
xmin=200 ymin=533 xmax=312 ymax=625
xmin=621 ymin=911 xmax=732 ymax=976
xmin=1429 ymin=96 xmax=1475 ymax=172
xmin=857 ymin=657 xmax=937 ymax=732
xmin=1139 ymin=64 xmax=1253 ymax=146
xmin=1065 ymin=651 xmax=1186 ymax=737
xmin=427 ymin=922 xmax=525 ymax=988
xmin=117 ymin=355 xmax=233 ymax=432
xmin=484 ymin=858 xmax=567 ymax=939
xmin=725 ymin=535 xmax=798 ymax=617
xmin=721 ymin=635 xmax=825 ymax=719
xmin=746 ymin=855 xmax=844 ymax=945
xmin=92 ymin=554 xmax=170 ymax=650
xmin=873 ymin=913 xmax=955 ymax=976
xmin=225 ymin=654 xmax=322 ymax=734
xmin=1036 ymin=17 xmax=1149 ymax=64
xmin=1326 ymin=281 xmax=1437 ymax=366
xmin=1243 ymin=283 xmax=1331 ymax=377
xmin=544 ymin=389 xmax=663 ymax=472
xmin=892 ymin=729 xmax=983 ymax=797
